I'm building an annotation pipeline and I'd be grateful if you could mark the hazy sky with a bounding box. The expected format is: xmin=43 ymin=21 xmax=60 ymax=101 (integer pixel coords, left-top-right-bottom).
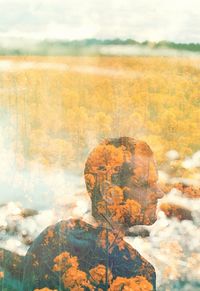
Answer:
xmin=0 ymin=0 xmax=200 ymax=42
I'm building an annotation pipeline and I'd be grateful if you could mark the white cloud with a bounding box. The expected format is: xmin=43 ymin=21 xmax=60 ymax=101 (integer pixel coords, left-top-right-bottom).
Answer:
xmin=0 ymin=0 xmax=200 ymax=42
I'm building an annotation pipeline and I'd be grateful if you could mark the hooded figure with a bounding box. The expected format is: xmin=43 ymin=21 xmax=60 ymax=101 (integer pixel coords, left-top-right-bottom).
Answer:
xmin=1 ymin=137 xmax=164 ymax=291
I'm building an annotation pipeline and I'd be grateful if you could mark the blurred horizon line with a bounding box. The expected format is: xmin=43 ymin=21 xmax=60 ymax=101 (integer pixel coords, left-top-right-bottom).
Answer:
xmin=1 ymin=37 xmax=200 ymax=57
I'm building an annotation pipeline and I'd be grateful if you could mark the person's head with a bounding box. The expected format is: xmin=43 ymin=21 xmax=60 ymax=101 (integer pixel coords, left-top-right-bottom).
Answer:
xmin=84 ymin=137 xmax=164 ymax=228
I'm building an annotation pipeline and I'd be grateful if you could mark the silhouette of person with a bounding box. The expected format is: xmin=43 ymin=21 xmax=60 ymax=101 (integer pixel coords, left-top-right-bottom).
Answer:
xmin=1 ymin=137 xmax=164 ymax=291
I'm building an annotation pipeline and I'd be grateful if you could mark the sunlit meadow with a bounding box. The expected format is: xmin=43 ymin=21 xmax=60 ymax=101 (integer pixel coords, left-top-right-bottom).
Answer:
xmin=0 ymin=56 xmax=199 ymax=171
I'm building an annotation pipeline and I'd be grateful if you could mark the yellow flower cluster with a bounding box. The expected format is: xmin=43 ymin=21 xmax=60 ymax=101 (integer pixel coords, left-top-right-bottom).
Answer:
xmin=2 ymin=56 xmax=199 ymax=171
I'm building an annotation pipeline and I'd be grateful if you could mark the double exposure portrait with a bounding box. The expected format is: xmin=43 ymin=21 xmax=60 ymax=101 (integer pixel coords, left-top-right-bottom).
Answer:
xmin=0 ymin=1 xmax=200 ymax=291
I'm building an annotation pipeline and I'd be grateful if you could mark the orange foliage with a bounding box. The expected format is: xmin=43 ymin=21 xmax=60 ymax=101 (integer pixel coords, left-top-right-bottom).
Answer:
xmin=86 ymin=144 xmax=124 ymax=171
xmin=98 ymin=198 xmax=141 ymax=225
xmin=98 ymin=229 xmax=125 ymax=253
xmin=40 ymin=249 xmax=154 ymax=290
xmin=53 ymin=251 xmax=79 ymax=272
xmin=89 ymin=264 xmax=113 ymax=285
xmin=62 ymin=267 xmax=92 ymax=290
xmin=85 ymin=138 xmax=158 ymax=226
xmin=53 ymin=251 xmax=92 ymax=290
xmin=109 ymin=276 xmax=153 ymax=291
xmin=122 ymin=199 xmax=141 ymax=224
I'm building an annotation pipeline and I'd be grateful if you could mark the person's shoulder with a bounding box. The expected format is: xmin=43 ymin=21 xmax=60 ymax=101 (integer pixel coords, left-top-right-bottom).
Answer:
xmin=124 ymin=240 xmax=156 ymax=290
xmin=54 ymin=217 xmax=96 ymax=231
xmin=27 ymin=218 xmax=96 ymax=250
xmin=36 ymin=217 xmax=94 ymax=235
xmin=125 ymin=240 xmax=155 ymax=269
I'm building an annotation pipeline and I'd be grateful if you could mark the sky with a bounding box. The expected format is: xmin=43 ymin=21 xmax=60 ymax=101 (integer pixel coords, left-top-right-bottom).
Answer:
xmin=0 ymin=0 xmax=200 ymax=43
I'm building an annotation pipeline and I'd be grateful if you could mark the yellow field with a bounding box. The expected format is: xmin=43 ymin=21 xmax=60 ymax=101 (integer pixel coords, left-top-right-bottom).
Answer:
xmin=0 ymin=56 xmax=199 ymax=171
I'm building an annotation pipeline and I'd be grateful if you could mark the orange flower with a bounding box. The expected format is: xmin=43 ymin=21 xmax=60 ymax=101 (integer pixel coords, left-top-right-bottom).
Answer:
xmin=53 ymin=252 xmax=78 ymax=273
xmin=62 ymin=267 xmax=93 ymax=290
xmin=89 ymin=264 xmax=113 ymax=285
xmin=106 ymin=199 xmax=141 ymax=225
xmin=62 ymin=267 xmax=86 ymax=288
xmin=109 ymin=276 xmax=153 ymax=291
xmin=52 ymin=251 xmax=93 ymax=290
xmin=86 ymin=144 xmax=124 ymax=170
